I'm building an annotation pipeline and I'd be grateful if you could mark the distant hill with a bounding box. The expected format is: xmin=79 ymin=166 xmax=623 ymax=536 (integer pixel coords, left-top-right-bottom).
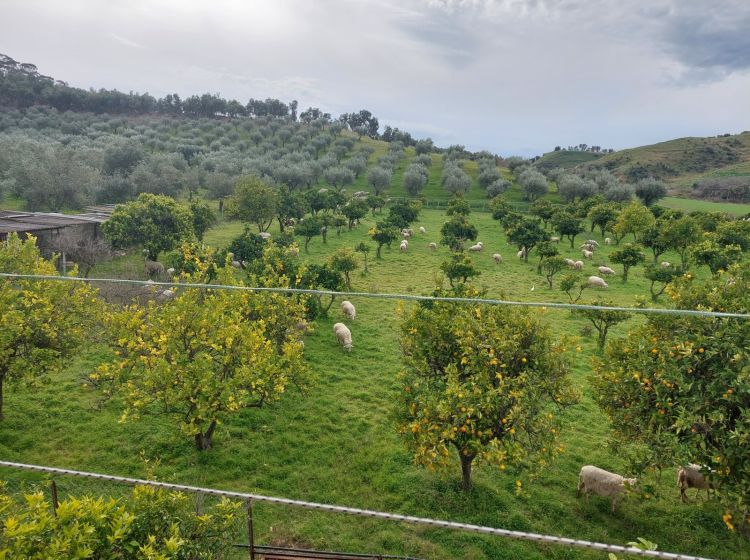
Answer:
xmin=584 ymin=132 xmax=750 ymax=192
xmin=533 ymin=150 xmax=603 ymax=171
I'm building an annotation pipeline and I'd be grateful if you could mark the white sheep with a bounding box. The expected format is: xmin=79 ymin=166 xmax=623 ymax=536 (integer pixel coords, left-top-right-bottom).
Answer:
xmin=550 ymin=236 xmax=560 ymax=243
xmin=333 ymin=322 xmax=352 ymax=352
xmin=677 ymin=464 xmax=713 ymax=503
xmin=166 ymin=267 xmax=176 ymax=276
xmin=565 ymin=258 xmax=576 ymax=268
xmin=604 ymin=237 xmax=612 ymax=245
xmin=493 ymin=253 xmax=502 ymax=263
xmin=517 ymin=247 xmax=527 ymax=259
xmin=598 ymin=266 xmax=616 ymax=276
xmin=468 ymin=243 xmax=483 ymax=252
xmin=259 ymin=232 xmax=272 ymax=240
xmin=577 ymin=465 xmax=637 ymax=513
xmin=585 ymin=239 xmax=600 ymax=248
xmin=573 ymin=260 xmax=584 ymax=270
xmin=428 ymin=242 xmax=437 ymax=250
xmin=582 ymin=249 xmax=594 ymax=259
xmin=402 ymin=231 xmax=411 ymax=239
xmin=419 ymin=226 xmax=426 ymax=234
xmin=660 ymin=261 xmax=671 ymax=268
xmin=588 ymin=275 xmax=608 ymax=288
xmin=399 ymin=240 xmax=409 ymax=251
xmin=341 ymin=300 xmax=356 ymax=321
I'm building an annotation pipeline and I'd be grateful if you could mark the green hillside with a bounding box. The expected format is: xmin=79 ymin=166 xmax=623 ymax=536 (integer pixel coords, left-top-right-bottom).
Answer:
xmin=587 ymin=132 xmax=750 ymax=191
xmin=533 ymin=149 xmax=603 ymax=171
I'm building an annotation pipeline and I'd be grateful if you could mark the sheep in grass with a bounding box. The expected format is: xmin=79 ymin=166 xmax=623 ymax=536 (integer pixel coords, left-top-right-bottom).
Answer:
xmin=144 ymin=259 xmax=165 ymax=279
xmin=660 ymin=261 xmax=671 ymax=268
xmin=588 ymin=276 xmax=608 ymax=288
xmin=604 ymin=237 xmax=612 ymax=245
xmin=419 ymin=226 xmax=426 ymax=234
xmin=493 ymin=253 xmax=502 ymax=263
xmin=582 ymin=249 xmax=594 ymax=259
xmin=585 ymin=239 xmax=600 ymax=248
xmin=333 ymin=322 xmax=352 ymax=352
xmin=565 ymin=258 xmax=576 ymax=268
xmin=517 ymin=247 xmax=527 ymax=259
xmin=428 ymin=242 xmax=437 ymax=250
xmin=573 ymin=260 xmax=584 ymax=270
xmin=341 ymin=300 xmax=356 ymax=321
xmin=598 ymin=266 xmax=616 ymax=276
xmin=468 ymin=243 xmax=483 ymax=252
xmin=577 ymin=465 xmax=637 ymax=513
xmin=402 ymin=230 xmax=411 ymax=239
xmin=400 ymin=240 xmax=409 ymax=251
xmin=550 ymin=236 xmax=560 ymax=243
xmin=155 ymin=289 xmax=175 ymax=303
xmin=678 ymin=464 xmax=714 ymax=503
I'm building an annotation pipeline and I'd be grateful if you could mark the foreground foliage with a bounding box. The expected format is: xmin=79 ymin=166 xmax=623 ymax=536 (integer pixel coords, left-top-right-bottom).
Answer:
xmin=0 ymin=482 xmax=241 ymax=559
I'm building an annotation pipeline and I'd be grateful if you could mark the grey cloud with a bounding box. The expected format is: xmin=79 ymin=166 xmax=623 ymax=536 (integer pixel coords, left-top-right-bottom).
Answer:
xmin=661 ymin=5 xmax=750 ymax=77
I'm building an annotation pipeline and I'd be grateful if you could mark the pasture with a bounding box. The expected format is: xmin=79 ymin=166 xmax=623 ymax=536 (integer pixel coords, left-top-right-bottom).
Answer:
xmin=0 ymin=206 xmax=746 ymax=560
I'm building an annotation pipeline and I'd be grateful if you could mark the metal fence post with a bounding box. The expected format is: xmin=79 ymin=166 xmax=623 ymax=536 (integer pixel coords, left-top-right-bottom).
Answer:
xmin=246 ymin=498 xmax=255 ymax=560
xmin=50 ymin=480 xmax=59 ymax=515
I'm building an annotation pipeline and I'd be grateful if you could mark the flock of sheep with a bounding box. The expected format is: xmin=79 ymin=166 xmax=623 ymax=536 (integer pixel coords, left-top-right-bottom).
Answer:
xmin=578 ymin=463 xmax=713 ymax=513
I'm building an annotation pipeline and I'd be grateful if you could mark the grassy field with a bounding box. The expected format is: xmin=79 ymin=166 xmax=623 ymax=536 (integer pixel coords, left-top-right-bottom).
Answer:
xmin=660 ymin=196 xmax=750 ymax=216
xmin=0 ymin=207 xmax=745 ymax=560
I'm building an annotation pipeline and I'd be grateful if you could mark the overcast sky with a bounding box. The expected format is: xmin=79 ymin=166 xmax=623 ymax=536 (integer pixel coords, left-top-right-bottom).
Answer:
xmin=2 ymin=0 xmax=749 ymax=155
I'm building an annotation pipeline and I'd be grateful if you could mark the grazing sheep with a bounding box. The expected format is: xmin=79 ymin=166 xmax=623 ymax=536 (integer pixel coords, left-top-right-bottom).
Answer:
xmin=468 ymin=243 xmax=483 ymax=252
xmin=582 ymin=249 xmax=594 ymax=259
xmin=565 ymin=258 xmax=576 ymax=268
xmin=259 ymin=231 xmax=272 ymax=240
xmin=604 ymin=237 xmax=612 ymax=245
xmin=517 ymin=247 xmax=527 ymax=259
xmin=419 ymin=226 xmax=426 ymax=234
xmin=585 ymin=239 xmax=600 ymax=248
xmin=341 ymin=300 xmax=356 ymax=321
xmin=333 ymin=322 xmax=352 ymax=352
xmin=550 ymin=236 xmax=560 ymax=243
xmin=428 ymin=242 xmax=437 ymax=250
xmin=144 ymin=259 xmax=164 ymax=279
xmin=588 ymin=275 xmax=608 ymax=288
xmin=577 ymin=465 xmax=637 ymax=513
xmin=166 ymin=267 xmax=175 ymax=276
xmin=598 ymin=266 xmax=616 ymax=276
xmin=493 ymin=253 xmax=502 ymax=263
xmin=573 ymin=260 xmax=584 ymax=270
xmin=399 ymin=240 xmax=409 ymax=251
xmin=660 ymin=261 xmax=671 ymax=268
xmin=318 ymin=188 xmax=328 ymax=194
xmin=402 ymin=230 xmax=411 ymax=239
xmin=678 ymin=464 xmax=713 ymax=502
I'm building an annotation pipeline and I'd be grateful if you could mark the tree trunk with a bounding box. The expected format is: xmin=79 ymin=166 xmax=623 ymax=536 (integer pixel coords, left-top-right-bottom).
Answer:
xmin=376 ymin=244 xmax=382 ymax=259
xmin=570 ymin=237 xmax=575 ymax=249
xmin=194 ymin=419 xmax=217 ymax=451
xmin=0 ymin=372 xmax=4 ymax=421
xmin=305 ymin=238 xmax=311 ymax=253
xmin=460 ymin=452 xmax=475 ymax=491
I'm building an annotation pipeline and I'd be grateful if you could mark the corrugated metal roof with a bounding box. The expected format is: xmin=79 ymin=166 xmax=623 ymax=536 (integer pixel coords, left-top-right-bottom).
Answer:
xmin=0 ymin=211 xmax=109 ymax=234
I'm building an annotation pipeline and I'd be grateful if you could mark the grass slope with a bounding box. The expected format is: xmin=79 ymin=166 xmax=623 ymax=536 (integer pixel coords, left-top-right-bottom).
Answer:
xmin=534 ymin=150 xmax=603 ymax=171
xmin=590 ymin=132 xmax=750 ymax=189
xmin=0 ymin=209 xmax=745 ymax=559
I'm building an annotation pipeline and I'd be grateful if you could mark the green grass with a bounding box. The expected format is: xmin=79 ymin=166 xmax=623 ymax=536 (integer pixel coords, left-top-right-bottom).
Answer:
xmin=0 ymin=195 xmax=25 ymax=211
xmin=660 ymin=196 xmax=750 ymax=216
xmin=0 ymin=208 xmax=744 ymax=559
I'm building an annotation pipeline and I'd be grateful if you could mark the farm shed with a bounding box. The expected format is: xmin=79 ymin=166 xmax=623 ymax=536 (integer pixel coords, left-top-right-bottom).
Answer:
xmin=0 ymin=209 xmax=111 ymax=257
